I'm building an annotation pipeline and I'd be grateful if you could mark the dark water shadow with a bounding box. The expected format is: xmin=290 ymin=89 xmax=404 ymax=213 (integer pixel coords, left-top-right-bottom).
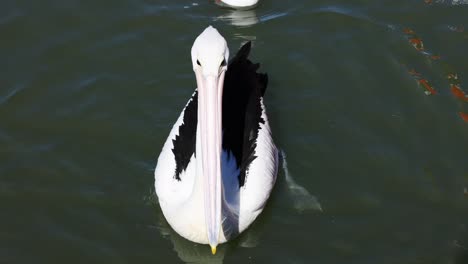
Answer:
xmin=455 ymin=236 xmax=468 ymax=264
xmin=153 ymin=207 xmax=227 ymax=264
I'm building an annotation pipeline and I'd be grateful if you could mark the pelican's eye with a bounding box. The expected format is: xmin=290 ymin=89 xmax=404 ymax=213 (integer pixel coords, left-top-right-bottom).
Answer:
xmin=220 ymin=59 xmax=226 ymax=67
xmin=197 ymin=60 xmax=201 ymax=66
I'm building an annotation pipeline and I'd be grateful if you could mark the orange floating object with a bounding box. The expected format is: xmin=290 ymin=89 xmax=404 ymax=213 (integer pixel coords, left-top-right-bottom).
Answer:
xmin=459 ymin=112 xmax=468 ymax=122
xmin=430 ymin=55 xmax=441 ymax=60
xmin=450 ymin=84 xmax=468 ymax=101
xmin=424 ymin=0 xmax=433 ymax=4
xmin=408 ymin=69 xmax=421 ymax=76
xmin=403 ymin=28 xmax=415 ymax=35
xmin=419 ymin=79 xmax=437 ymax=95
xmin=409 ymin=38 xmax=424 ymax=51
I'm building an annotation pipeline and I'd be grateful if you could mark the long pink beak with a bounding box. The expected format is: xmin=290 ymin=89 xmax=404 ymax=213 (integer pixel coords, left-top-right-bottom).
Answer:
xmin=195 ymin=70 xmax=226 ymax=254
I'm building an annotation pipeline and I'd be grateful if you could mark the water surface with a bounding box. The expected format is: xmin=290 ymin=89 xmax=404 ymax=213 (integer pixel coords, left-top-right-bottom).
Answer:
xmin=1 ymin=0 xmax=468 ymax=263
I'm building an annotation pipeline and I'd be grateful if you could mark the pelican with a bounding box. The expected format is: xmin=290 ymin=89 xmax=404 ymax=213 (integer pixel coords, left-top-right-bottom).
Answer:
xmin=215 ymin=0 xmax=259 ymax=10
xmin=154 ymin=26 xmax=278 ymax=254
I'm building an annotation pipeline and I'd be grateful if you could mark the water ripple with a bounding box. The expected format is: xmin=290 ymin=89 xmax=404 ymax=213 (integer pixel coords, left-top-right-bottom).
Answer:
xmin=0 ymin=11 xmax=23 ymax=26
xmin=0 ymin=82 xmax=26 ymax=106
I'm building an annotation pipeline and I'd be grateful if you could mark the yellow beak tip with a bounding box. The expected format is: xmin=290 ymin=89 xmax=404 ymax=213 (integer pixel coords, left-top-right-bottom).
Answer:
xmin=211 ymin=246 xmax=217 ymax=255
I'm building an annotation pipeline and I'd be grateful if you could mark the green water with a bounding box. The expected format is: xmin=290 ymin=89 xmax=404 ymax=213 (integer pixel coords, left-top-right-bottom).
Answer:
xmin=1 ymin=1 xmax=468 ymax=263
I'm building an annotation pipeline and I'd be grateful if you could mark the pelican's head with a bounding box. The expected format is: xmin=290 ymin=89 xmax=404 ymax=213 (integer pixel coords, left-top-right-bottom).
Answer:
xmin=190 ymin=26 xmax=229 ymax=254
xmin=191 ymin=26 xmax=229 ymax=76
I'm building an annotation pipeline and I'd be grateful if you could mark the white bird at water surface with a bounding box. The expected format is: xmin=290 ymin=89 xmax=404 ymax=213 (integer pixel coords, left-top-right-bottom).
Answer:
xmin=154 ymin=26 xmax=278 ymax=254
xmin=215 ymin=0 xmax=259 ymax=9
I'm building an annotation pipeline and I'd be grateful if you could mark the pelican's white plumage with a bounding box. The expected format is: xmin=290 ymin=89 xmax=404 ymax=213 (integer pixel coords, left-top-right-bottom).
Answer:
xmin=154 ymin=26 xmax=277 ymax=253
xmin=216 ymin=0 xmax=259 ymax=9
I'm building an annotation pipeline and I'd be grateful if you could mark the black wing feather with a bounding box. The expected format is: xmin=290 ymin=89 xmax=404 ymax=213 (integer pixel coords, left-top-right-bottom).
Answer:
xmin=222 ymin=41 xmax=267 ymax=187
xmin=172 ymin=91 xmax=198 ymax=180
